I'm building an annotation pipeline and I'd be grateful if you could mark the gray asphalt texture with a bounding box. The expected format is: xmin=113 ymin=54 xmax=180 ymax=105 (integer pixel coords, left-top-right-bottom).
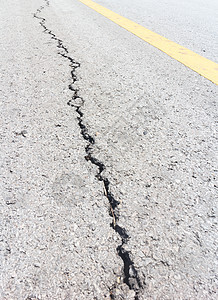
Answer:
xmin=94 ymin=0 xmax=218 ymax=62
xmin=0 ymin=0 xmax=217 ymax=299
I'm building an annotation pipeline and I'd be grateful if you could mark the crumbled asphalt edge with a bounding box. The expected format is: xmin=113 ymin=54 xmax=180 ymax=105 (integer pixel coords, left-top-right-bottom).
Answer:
xmin=33 ymin=1 xmax=143 ymax=298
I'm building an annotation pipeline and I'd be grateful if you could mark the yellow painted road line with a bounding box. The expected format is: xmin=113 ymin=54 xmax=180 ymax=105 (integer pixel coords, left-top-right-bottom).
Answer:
xmin=78 ymin=0 xmax=218 ymax=85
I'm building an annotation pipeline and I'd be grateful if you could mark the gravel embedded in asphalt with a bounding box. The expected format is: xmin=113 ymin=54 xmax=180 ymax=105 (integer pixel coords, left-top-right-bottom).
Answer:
xmin=0 ymin=0 xmax=217 ymax=299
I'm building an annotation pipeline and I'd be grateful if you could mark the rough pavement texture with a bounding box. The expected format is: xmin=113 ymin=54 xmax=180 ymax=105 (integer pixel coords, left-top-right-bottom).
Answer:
xmin=0 ymin=1 xmax=122 ymax=299
xmin=0 ymin=0 xmax=218 ymax=299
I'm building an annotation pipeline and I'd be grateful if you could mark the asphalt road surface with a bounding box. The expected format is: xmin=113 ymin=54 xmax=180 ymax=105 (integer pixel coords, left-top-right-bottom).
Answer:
xmin=0 ymin=0 xmax=217 ymax=299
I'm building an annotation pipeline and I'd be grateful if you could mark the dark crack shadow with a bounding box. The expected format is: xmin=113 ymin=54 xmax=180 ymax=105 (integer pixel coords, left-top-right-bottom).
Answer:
xmin=33 ymin=1 xmax=143 ymax=298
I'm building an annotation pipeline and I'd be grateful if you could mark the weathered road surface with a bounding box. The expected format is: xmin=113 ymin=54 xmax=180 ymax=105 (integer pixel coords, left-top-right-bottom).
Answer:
xmin=0 ymin=0 xmax=217 ymax=299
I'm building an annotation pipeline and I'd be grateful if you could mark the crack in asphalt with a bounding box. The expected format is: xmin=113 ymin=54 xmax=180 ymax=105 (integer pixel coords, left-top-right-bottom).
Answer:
xmin=34 ymin=1 xmax=142 ymax=298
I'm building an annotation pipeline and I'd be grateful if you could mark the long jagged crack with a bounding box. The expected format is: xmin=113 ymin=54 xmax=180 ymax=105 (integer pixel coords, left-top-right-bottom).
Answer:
xmin=34 ymin=1 xmax=142 ymax=298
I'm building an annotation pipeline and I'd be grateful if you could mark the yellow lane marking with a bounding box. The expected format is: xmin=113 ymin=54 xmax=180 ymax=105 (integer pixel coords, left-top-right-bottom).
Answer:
xmin=78 ymin=0 xmax=218 ymax=85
